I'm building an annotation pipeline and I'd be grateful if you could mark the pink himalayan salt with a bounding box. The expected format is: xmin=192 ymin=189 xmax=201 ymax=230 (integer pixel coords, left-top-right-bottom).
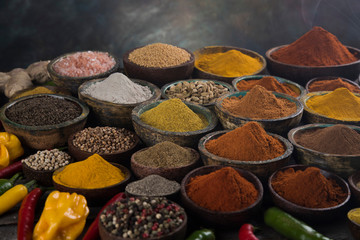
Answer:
xmin=53 ymin=51 xmax=116 ymax=77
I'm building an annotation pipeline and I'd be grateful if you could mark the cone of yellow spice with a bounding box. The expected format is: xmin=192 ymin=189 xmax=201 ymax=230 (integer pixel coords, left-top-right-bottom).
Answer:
xmin=140 ymin=98 xmax=208 ymax=132
xmin=52 ymin=153 xmax=125 ymax=189
xmin=306 ymin=88 xmax=360 ymax=121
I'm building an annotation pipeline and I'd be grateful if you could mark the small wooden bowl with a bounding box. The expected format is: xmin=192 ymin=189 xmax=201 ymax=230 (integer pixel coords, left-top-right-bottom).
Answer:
xmin=266 ymin=45 xmax=360 ymax=86
xmin=68 ymin=128 xmax=140 ymax=167
xmin=180 ymin=165 xmax=263 ymax=227
xmin=130 ymin=147 xmax=200 ymax=182
xmin=198 ymin=130 xmax=293 ymax=181
xmin=123 ymin=46 xmax=194 ymax=88
xmin=348 ymin=171 xmax=360 ymax=205
xmin=347 ymin=208 xmax=360 ymax=239
xmin=306 ymin=76 xmax=360 ymax=93
xmin=269 ymin=164 xmax=350 ymax=222
xmin=131 ymin=100 xmax=218 ymax=147
xmin=214 ymin=91 xmax=303 ymax=135
xmin=78 ymin=78 xmax=161 ymax=129
xmin=193 ymin=46 xmax=266 ymax=84
xmin=288 ymin=124 xmax=360 ymax=178
xmin=52 ymin=163 xmax=131 ymax=204
xmin=232 ymin=74 xmax=306 ymax=99
xmin=0 ymin=94 xmax=89 ymax=150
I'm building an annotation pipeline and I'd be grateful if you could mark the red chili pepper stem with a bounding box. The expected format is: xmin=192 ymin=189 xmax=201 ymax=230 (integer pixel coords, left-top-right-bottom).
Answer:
xmin=23 ymin=180 xmax=37 ymax=190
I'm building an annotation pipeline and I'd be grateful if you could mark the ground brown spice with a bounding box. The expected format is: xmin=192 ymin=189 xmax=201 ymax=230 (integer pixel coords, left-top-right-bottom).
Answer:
xmin=308 ymin=78 xmax=360 ymax=93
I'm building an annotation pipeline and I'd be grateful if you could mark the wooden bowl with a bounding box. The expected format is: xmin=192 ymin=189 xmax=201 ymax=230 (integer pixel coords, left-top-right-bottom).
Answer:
xmin=131 ymin=100 xmax=218 ymax=147
xmin=180 ymin=165 xmax=263 ymax=227
xmin=214 ymin=91 xmax=303 ymax=135
xmin=347 ymin=208 xmax=360 ymax=239
xmin=98 ymin=198 xmax=187 ymax=240
xmin=68 ymin=128 xmax=140 ymax=167
xmin=193 ymin=46 xmax=266 ymax=84
xmin=130 ymin=147 xmax=200 ymax=182
xmin=348 ymin=171 xmax=360 ymax=205
xmin=268 ymin=164 xmax=351 ymax=222
xmin=123 ymin=46 xmax=194 ymax=88
xmin=306 ymin=76 xmax=360 ymax=93
xmin=266 ymin=45 xmax=360 ymax=86
xmin=52 ymin=163 xmax=131 ymax=204
xmin=232 ymin=74 xmax=306 ymax=99
xmin=0 ymin=94 xmax=89 ymax=150
xmin=78 ymin=78 xmax=161 ymax=129
xmin=48 ymin=50 xmax=119 ymax=95
xmin=198 ymin=130 xmax=292 ymax=181
xmin=288 ymin=124 xmax=360 ymax=178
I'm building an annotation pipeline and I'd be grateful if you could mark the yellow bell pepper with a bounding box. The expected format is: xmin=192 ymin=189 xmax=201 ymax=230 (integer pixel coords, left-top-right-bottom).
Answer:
xmin=0 ymin=144 xmax=10 ymax=169
xmin=33 ymin=191 xmax=90 ymax=240
xmin=0 ymin=132 xmax=24 ymax=169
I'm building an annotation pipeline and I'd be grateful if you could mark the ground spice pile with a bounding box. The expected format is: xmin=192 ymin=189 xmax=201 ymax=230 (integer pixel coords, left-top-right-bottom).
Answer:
xmin=222 ymin=85 xmax=297 ymax=119
xmin=271 ymin=26 xmax=358 ymax=66
xmin=186 ymin=167 xmax=258 ymax=212
xmin=205 ymin=122 xmax=285 ymax=161
xmin=308 ymin=78 xmax=360 ymax=93
xmin=272 ymin=167 xmax=348 ymax=208
xmin=294 ymin=124 xmax=360 ymax=155
xmin=236 ymin=76 xmax=299 ymax=97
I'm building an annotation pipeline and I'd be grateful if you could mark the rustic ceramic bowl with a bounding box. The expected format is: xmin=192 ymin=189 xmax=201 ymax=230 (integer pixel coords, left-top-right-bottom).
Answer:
xmin=193 ymin=46 xmax=266 ymax=84
xmin=123 ymin=46 xmax=194 ymax=87
xmin=48 ymin=50 xmax=119 ymax=95
xmin=130 ymin=147 xmax=200 ymax=182
xmin=347 ymin=208 xmax=360 ymax=239
xmin=131 ymin=100 xmax=218 ymax=147
xmin=288 ymin=124 xmax=360 ymax=178
xmin=98 ymin=198 xmax=187 ymax=240
xmin=161 ymin=79 xmax=234 ymax=111
xmin=214 ymin=91 xmax=303 ymax=135
xmin=266 ymin=45 xmax=360 ymax=86
xmin=306 ymin=76 xmax=360 ymax=93
xmin=0 ymin=94 xmax=89 ymax=150
xmin=67 ymin=128 xmax=140 ymax=167
xmin=232 ymin=75 xmax=306 ymax=99
xmin=180 ymin=165 xmax=263 ymax=227
xmin=198 ymin=130 xmax=293 ymax=181
xmin=348 ymin=171 xmax=360 ymax=205
xmin=78 ymin=78 xmax=161 ymax=129
xmin=52 ymin=163 xmax=131 ymax=204
xmin=268 ymin=164 xmax=350 ymax=222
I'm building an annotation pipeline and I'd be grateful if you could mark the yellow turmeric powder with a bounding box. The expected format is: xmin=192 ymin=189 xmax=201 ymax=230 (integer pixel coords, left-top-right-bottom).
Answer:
xmin=306 ymin=88 xmax=360 ymax=121
xmin=348 ymin=208 xmax=360 ymax=224
xmin=195 ymin=49 xmax=263 ymax=77
xmin=140 ymin=98 xmax=208 ymax=132
xmin=14 ymin=86 xmax=54 ymax=99
xmin=52 ymin=154 xmax=125 ymax=189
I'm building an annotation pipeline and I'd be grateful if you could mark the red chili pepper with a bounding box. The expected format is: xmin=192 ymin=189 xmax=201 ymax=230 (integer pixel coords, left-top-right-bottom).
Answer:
xmin=238 ymin=224 xmax=258 ymax=240
xmin=0 ymin=161 xmax=22 ymax=179
xmin=83 ymin=192 xmax=126 ymax=240
xmin=17 ymin=188 xmax=43 ymax=240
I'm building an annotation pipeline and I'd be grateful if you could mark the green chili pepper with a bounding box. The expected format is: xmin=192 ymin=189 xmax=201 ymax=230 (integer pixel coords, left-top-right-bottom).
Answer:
xmin=0 ymin=172 xmax=22 ymax=195
xmin=186 ymin=229 xmax=215 ymax=240
xmin=264 ymin=207 xmax=332 ymax=240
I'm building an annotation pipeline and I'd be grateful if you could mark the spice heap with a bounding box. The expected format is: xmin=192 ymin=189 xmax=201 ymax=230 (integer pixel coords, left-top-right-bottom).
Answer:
xmin=52 ymin=154 xmax=125 ymax=189
xmin=195 ymin=49 xmax=263 ymax=77
xmin=165 ymin=80 xmax=230 ymax=105
xmin=72 ymin=127 xmax=136 ymax=154
xmin=128 ymin=43 xmax=191 ymax=68
xmin=14 ymin=86 xmax=55 ymax=99
xmin=348 ymin=208 xmax=360 ymax=224
xmin=294 ymin=124 xmax=360 ymax=155
xmin=306 ymin=87 xmax=360 ymax=121
xmin=271 ymin=26 xmax=358 ymax=66
xmin=134 ymin=141 xmax=194 ymax=168
xmin=205 ymin=122 xmax=285 ymax=161
xmin=6 ymin=96 xmax=81 ymax=126
xmin=82 ymin=73 xmax=152 ymax=104
xmin=53 ymin=51 xmax=116 ymax=77
xmin=222 ymin=85 xmax=297 ymax=119
xmin=125 ymin=175 xmax=180 ymax=197
xmin=236 ymin=76 xmax=299 ymax=97
xmin=140 ymin=98 xmax=208 ymax=132
xmin=22 ymin=149 xmax=71 ymax=171
xmin=308 ymin=78 xmax=360 ymax=93
xmin=100 ymin=197 xmax=185 ymax=238
xmin=186 ymin=167 xmax=258 ymax=212
xmin=271 ymin=167 xmax=347 ymax=208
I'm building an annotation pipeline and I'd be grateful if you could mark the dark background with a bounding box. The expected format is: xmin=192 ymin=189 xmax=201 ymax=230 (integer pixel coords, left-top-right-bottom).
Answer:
xmin=1 ymin=0 xmax=360 ymax=72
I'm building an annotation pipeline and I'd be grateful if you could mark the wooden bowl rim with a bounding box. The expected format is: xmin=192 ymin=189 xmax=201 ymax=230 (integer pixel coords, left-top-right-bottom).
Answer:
xmin=305 ymin=76 xmax=360 ymax=92
xmin=348 ymin=172 xmax=360 ymax=193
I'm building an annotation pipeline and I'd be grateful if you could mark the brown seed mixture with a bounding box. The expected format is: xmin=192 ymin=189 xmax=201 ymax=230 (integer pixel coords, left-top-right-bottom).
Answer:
xmin=128 ymin=43 xmax=191 ymax=68
xmin=72 ymin=127 xmax=136 ymax=154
